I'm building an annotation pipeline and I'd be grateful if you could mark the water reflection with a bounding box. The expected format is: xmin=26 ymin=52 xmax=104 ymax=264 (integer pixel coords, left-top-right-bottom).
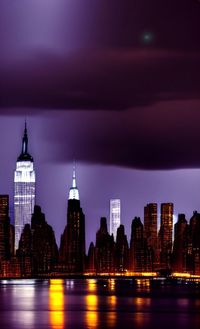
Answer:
xmin=136 ymin=279 xmax=150 ymax=292
xmin=49 ymin=279 xmax=64 ymax=329
xmin=11 ymin=281 xmax=35 ymax=327
xmin=107 ymin=295 xmax=117 ymax=327
xmin=108 ymin=278 xmax=116 ymax=291
xmin=85 ymin=279 xmax=99 ymax=328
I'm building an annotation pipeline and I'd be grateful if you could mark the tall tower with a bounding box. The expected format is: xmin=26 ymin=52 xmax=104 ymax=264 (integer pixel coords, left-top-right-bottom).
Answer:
xmin=159 ymin=203 xmax=173 ymax=269
xmin=110 ymin=199 xmax=120 ymax=241
xmin=0 ymin=195 xmax=11 ymax=260
xmin=59 ymin=165 xmax=85 ymax=273
xmin=144 ymin=203 xmax=158 ymax=269
xmin=14 ymin=123 xmax=35 ymax=251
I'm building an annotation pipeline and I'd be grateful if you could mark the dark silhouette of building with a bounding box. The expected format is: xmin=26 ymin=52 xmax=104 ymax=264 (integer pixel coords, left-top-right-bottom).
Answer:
xmin=87 ymin=242 xmax=96 ymax=273
xmin=59 ymin=166 xmax=85 ymax=273
xmin=144 ymin=203 xmax=158 ymax=270
xmin=31 ymin=205 xmax=58 ymax=274
xmin=17 ymin=223 xmax=32 ymax=276
xmin=17 ymin=205 xmax=58 ymax=276
xmin=0 ymin=195 xmax=12 ymax=261
xmin=172 ymin=214 xmax=188 ymax=272
xmin=187 ymin=211 xmax=200 ymax=275
xmin=159 ymin=203 xmax=173 ymax=270
xmin=130 ymin=217 xmax=145 ymax=272
xmin=95 ymin=217 xmax=115 ymax=273
xmin=115 ymin=224 xmax=129 ymax=272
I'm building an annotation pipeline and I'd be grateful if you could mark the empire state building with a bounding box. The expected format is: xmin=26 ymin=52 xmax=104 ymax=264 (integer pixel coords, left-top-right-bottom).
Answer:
xmin=14 ymin=123 xmax=36 ymax=251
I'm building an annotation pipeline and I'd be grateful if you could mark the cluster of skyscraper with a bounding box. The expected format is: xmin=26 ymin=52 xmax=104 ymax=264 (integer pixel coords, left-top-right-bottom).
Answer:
xmin=0 ymin=125 xmax=200 ymax=277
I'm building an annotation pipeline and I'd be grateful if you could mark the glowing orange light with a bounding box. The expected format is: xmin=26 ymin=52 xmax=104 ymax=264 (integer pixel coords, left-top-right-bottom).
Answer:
xmin=49 ymin=279 xmax=64 ymax=329
xmin=85 ymin=280 xmax=99 ymax=328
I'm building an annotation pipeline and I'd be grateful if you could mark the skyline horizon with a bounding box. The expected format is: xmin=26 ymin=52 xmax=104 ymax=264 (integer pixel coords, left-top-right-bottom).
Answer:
xmin=0 ymin=122 xmax=200 ymax=250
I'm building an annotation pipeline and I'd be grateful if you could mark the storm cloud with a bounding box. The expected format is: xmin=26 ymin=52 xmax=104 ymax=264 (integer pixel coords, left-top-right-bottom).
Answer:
xmin=0 ymin=0 xmax=200 ymax=170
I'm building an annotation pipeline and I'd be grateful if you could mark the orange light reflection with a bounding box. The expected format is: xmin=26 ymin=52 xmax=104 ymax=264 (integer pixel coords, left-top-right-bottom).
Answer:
xmin=85 ymin=279 xmax=99 ymax=328
xmin=49 ymin=279 xmax=64 ymax=329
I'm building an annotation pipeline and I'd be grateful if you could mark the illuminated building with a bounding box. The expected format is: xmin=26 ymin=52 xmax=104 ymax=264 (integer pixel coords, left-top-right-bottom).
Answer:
xmin=159 ymin=203 xmax=173 ymax=270
xmin=144 ymin=203 xmax=158 ymax=270
xmin=172 ymin=214 xmax=188 ymax=272
xmin=59 ymin=165 xmax=85 ymax=272
xmin=14 ymin=123 xmax=35 ymax=251
xmin=110 ymin=199 xmax=120 ymax=241
xmin=115 ymin=224 xmax=129 ymax=272
xmin=0 ymin=195 xmax=11 ymax=260
xmin=187 ymin=211 xmax=200 ymax=275
xmin=130 ymin=217 xmax=145 ymax=272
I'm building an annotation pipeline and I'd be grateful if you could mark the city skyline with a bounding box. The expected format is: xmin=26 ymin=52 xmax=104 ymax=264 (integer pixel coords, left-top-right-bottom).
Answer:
xmin=0 ymin=1 xmax=200 ymax=250
xmin=1 ymin=121 xmax=200 ymax=249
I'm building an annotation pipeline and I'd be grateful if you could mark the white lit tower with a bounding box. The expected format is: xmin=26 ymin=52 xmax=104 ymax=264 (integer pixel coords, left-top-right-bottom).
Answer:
xmin=110 ymin=199 xmax=121 ymax=241
xmin=14 ymin=123 xmax=36 ymax=251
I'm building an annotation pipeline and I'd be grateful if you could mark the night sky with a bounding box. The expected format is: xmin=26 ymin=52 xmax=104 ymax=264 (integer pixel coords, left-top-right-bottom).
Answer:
xmin=0 ymin=1 xmax=200 ymax=250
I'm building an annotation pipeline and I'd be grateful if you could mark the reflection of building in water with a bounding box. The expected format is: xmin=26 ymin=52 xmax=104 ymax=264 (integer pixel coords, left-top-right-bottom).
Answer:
xmin=11 ymin=282 xmax=35 ymax=327
xmin=85 ymin=279 xmax=99 ymax=328
xmin=49 ymin=279 xmax=64 ymax=329
xmin=107 ymin=295 xmax=117 ymax=328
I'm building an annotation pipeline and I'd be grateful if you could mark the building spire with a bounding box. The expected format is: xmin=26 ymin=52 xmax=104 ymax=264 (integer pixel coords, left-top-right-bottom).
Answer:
xmin=17 ymin=121 xmax=33 ymax=162
xmin=72 ymin=162 xmax=76 ymax=188
xmin=22 ymin=120 xmax=28 ymax=154
xmin=69 ymin=163 xmax=79 ymax=200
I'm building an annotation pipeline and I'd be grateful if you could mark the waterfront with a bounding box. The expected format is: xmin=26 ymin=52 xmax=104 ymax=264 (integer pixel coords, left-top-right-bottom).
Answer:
xmin=0 ymin=279 xmax=200 ymax=328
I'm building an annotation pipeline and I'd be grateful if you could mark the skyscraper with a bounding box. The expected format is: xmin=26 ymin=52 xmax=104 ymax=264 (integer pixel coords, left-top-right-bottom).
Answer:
xmin=14 ymin=123 xmax=35 ymax=251
xmin=144 ymin=203 xmax=158 ymax=269
xmin=59 ymin=165 xmax=85 ymax=273
xmin=159 ymin=203 xmax=173 ymax=270
xmin=0 ymin=195 xmax=11 ymax=260
xmin=110 ymin=199 xmax=120 ymax=241
xmin=172 ymin=214 xmax=188 ymax=272
xmin=130 ymin=217 xmax=145 ymax=272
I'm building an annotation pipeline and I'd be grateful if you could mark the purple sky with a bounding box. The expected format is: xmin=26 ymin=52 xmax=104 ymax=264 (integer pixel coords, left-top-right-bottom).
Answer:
xmin=0 ymin=1 xmax=200 ymax=250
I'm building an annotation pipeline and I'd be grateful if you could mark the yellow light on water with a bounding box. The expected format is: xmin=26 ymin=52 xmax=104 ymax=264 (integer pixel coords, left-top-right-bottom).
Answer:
xmin=85 ymin=279 xmax=99 ymax=328
xmin=87 ymin=279 xmax=97 ymax=292
xmin=49 ymin=279 xmax=64 ymax=329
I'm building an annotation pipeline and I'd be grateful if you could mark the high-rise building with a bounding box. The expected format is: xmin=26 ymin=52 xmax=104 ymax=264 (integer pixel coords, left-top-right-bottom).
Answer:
xmin=59 ymin=166 xmax=85 ymax=273
xmin=187 ymin=211 xmax=200 ymax=275
xmin=110 ymin=199 xmax=120 ymax=241
xmin=144 ymin=203 xmax=158 ymax=269
xmin=115 ymin=224 xmax=129 ymax=272
xmin=17 ymin=205 xmax=58 ymax=276
xmin=0 ymin=195 xmax=11 ymax=260
xmin=130 ymin=217 xmax=145 ymax=272
xmin=14 ymin=123 xmax=35 ymax=251
xmin=172 ymin=214 xmax=188 ymax=272
xmin=159 ymin=203 xmax=173 ymax=270
xmin=95 ymin=217 xmax=115 ymax=273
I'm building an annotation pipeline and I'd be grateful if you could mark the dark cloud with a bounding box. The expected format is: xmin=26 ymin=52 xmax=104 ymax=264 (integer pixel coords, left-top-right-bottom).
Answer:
xmin=0 ymin=0 xmax=200 ymax=171
xmin=41 ymin=101 xmax=200 ymax=170
xmin=0 ymin=49 xmax=200 ymax=111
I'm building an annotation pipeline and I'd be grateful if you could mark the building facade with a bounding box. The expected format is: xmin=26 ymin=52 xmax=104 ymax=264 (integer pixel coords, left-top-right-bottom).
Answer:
xmin=159 ymin=203 xmax=173 ymax=270
xmin=144 ymin=203 xmax=158 ymax=269
xmin=110 ymin=199 xmax=121 ymax=241
xmin=0 ymin=195 xmax=11 ymax=260
xmin=14 ymin=123 xmax=35 ymax=251
xmin=59 ymin=166 xmax=85 ymax=273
